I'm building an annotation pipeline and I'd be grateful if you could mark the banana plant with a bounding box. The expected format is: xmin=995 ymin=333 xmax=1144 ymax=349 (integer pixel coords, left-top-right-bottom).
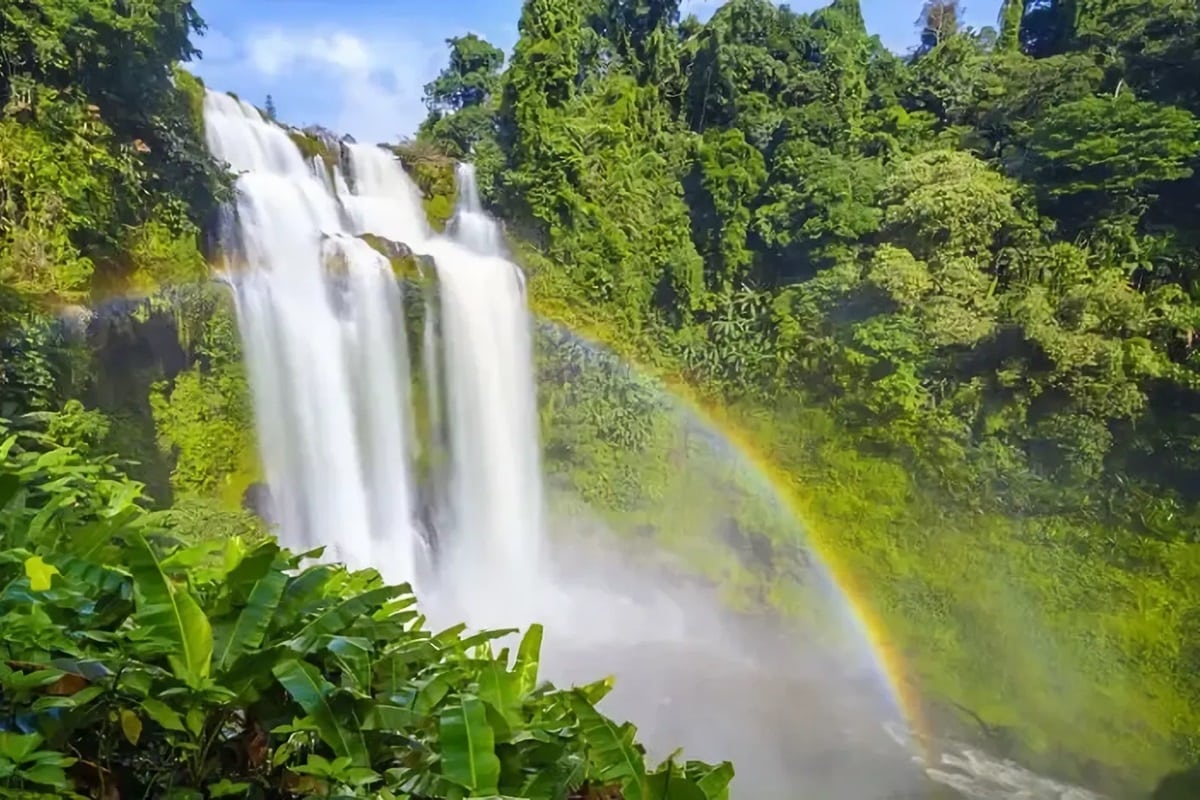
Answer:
xmin=0 ymin=420 xmax=734 ymax=799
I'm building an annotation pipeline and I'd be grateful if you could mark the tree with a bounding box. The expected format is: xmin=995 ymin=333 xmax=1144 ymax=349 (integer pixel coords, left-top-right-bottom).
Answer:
xmin=0 ymin=414 xmax=734 ymax=799
xmin=1025 ymin=92 xmax=1200 ymax=208
xmin=917 ymin=0 xmax=962 ymax=54
xmin=419 ymin=35 xmax=506 ymax=158
xmin=998 ymin=0 xmax=1025 ymax=51
xmin=423 ymin=34 xmax=505 ymax=114
xmin=264 ymin=93 xmax=277 ymax=120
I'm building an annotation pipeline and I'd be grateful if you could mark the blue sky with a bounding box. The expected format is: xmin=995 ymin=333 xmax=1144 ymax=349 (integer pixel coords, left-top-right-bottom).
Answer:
xmin=191 ymin=0 xmax=1002 ymax=144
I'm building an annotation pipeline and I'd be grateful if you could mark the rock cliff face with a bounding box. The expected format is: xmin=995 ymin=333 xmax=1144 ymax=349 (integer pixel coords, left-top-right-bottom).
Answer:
xmin=241 ymin=481 xmax=277 ymax=526
xmin=286 ymin=125 xmax=355 ymax=183
xmin=389 ymin=143 xmax=458 ymax=231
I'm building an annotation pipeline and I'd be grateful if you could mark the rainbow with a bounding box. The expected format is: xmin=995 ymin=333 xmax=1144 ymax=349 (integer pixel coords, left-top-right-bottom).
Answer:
xmin=68 ymin=288 xmax=934 ymax=749
xmin=534 ymin=314 xmax=933 ymax=747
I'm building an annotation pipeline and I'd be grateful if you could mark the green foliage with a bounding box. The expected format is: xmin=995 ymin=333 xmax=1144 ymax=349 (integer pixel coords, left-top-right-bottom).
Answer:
xmin=423 ymin=34 xmax=505 ymax=120
xmin=0 ymin=0 xmax=227 ymax=311
xmin=392 ymin=142 xmax=458 ymax=231
xmin=149 ymin=299 xmax=257 ymax=503
xmin=150 ymin=367 xmax=252 ymax=496
xmin=0 ymin=418 xmax=731 ymax=799
xmin=418 ymin=0 xmax=1200 ymax=789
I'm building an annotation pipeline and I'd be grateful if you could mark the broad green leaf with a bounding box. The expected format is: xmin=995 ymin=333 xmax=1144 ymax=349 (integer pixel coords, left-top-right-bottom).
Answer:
xmin=575 ymin=675 xmax=615 ymax=705
xmin=324 ymin=635 xmax=373 ymax=690
xmin=273 ymin=658 xmax=369 ymax=766
xmin=364 ymin=704 xmax=424 ymax=731
xmin=514 ymin=624 xmax=543 ymax=696
xmin=101 ymin=480 xmax=141 ymax=519
xmin=186 ymin=707 xmax=206 ymax=738
xmin=214 ymin=555 xmax=288 ymax=672
xmin=687 ymin=760 xmax=734 ymax=800
xmin=477 ymin=659 xmax=520 ymax=728
xmin=0 ymin=732 xmax=43 ymax=762
xmin=438 ymin=694 xmax=500 ymax=795
xmin=23 ymin=555 xmax=59 ymax=591
xmin=209 ymin=779 xmax=253 ymax=797
xmin=2 ymin=670 xmax=64 ymax=691
xmin=456 ymin=628 xmax=519 ymax=653
xmin=141 ymin=698 xmax=187 ymax=732
xmin=273 ymin=564 xmax=337 ymax=628
xmin=433 ymin=622 xmax=467 ymax=644
xmin=160 ymin=540 xmax=223 ymax=570
xmin=225 ymin=541 xmax=280 ymax=596
xmin=570 ymin=692 xmax=647 ymax=800
xmin=32 ymin=685 xmax=104 ymax=711
xmin=222 ymin=536 xmax=246 ymax=575
xmin=646 ymin=765 xmax=706 ymax=800
xmin=520 ymin=753 xmax=587 ymax=799
xmin=289 ymin=586 xmax=406 ymax=651
xmin=127 ymin=532 xmax=213 ymax=687
xmin=120 ymin=709 xmax=143 ymax=745
xmin=373 ymin=638 xmax=440 ymax=693
xmin=19 ymin=763 xmax=69 ymax=788
xmin=26 ymin=494 xmax=71 ymax=544
xmin=392 ymin=672 xmax=453 ymax=715
xmin=55 ymin=556 xmax=126 ymax=596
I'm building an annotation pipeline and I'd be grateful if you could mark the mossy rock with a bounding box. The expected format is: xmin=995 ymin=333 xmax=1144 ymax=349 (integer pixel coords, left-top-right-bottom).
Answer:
xmin=390 ymin=142 xmax=457 ymax=232
xmin=288 ymin=129 xmax=340 ymax=179
xmin=358 ymin=233 xmax=412 ymax=264
xmin=356 ymin=233 xmax=438 ymax=286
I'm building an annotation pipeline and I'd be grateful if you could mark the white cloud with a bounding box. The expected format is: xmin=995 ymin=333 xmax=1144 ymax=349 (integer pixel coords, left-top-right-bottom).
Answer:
xmin=204 ymin=26 xmax=445 ymax=143
xmin=679 ymin=0 xmax=726 ymax=20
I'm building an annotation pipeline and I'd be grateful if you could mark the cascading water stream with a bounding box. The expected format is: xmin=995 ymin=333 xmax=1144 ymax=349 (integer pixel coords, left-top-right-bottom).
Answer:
xmin=449 ymin=162 xmax=505 ymax=256
xmin=202 ymin=91 xmax=422 ymax=581
xmin=426 ymin=163 xmax=545 ymax=625
xmin=204 ymin=91 xmax=547 ymax=623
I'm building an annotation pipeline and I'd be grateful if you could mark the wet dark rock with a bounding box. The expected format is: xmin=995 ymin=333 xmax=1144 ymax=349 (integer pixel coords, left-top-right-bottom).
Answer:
xmin=415 ymin=498 xmax=440 ymax=563
xmin=358 ymin=233 xmax=412 ymax=263
xmin=1152 ymin=765 xmax=1200 ymax=800
xmin=242 ymin=482 xmax=277 ymax=526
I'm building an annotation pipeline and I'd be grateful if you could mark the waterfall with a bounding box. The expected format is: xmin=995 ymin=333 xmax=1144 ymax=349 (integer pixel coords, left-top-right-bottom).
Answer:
xmin=449 ymin=162 xmax=504 ymax=256
xmin=203 ymin=91 xmax=546 ymax=622
xmin=203 ymin=92 xmax=422 ymax=581
xmin=427 ymin=164 xmax=545 ymax=624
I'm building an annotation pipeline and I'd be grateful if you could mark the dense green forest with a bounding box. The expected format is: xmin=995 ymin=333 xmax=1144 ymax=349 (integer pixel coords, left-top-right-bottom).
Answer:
xmin=414 ymin=0 xmax=1200 ymax=794
xmin=0 ymin=2 xmax=732 ymax=799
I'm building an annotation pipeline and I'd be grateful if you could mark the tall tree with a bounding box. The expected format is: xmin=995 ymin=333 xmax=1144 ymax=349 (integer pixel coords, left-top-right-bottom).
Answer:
xmin=917 ymin=0 xmax=962 ymax=54
xmin=423 ymin=34 xmax=505 ymax=114
xmin=998 ymin=0 xmax=1025 ymax=51
xmin=420 ymin=34 xmax=505 ymax=157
